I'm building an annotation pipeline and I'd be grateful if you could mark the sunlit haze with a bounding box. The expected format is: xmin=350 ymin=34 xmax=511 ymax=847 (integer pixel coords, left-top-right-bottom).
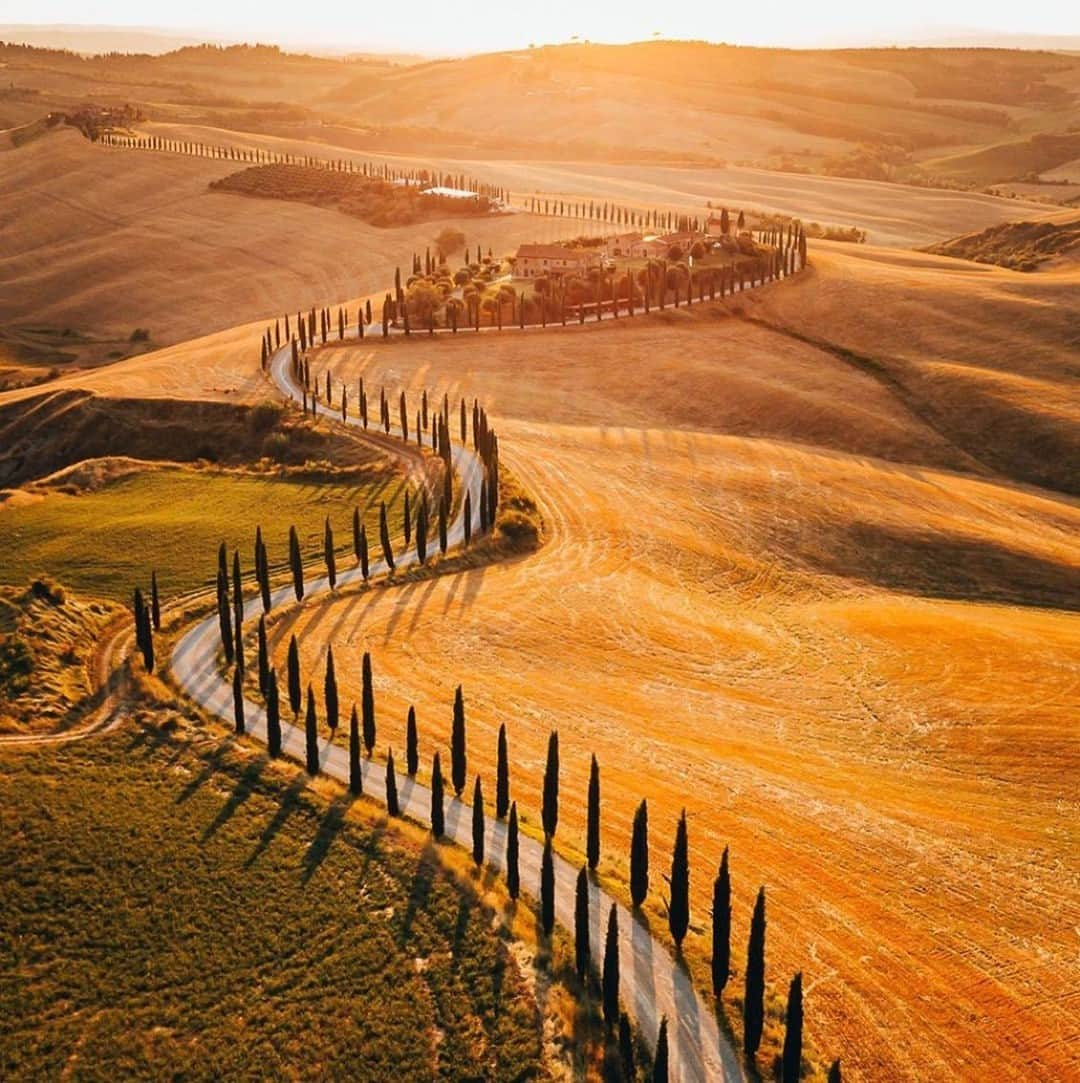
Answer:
xmin=3 ymin=0 xmax=1077 ymax=53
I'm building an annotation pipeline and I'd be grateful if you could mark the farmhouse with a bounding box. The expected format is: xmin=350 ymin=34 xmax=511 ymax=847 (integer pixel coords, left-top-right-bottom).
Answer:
xmin=514 ymin=244 xmax=602 ymax=278
xmin=602 ymin=233 xmax=669 ymax=259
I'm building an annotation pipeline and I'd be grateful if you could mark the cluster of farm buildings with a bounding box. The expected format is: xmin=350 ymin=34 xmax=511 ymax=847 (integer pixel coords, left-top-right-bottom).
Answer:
xmin=512 ymin=216 xmax=741 ymax=278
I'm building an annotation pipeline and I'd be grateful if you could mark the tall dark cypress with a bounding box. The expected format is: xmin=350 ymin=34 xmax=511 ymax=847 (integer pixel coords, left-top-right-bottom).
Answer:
xmin=304 ymin=685 xmax=319 ymax=775
xmin=541 ymin=730 xmax=559 ymax=838
xmin=451 ymin=684 xmax=466 ymax=796
xmin=359 ymin=524 xmax=370 ymax=580
xmin=506 ymin=802 xmax=520 ymax=899
xmin=150 ymin=570 xmax=161 ymax=631
xmin=653 ymin=1017 xmax=669 ymax=1083
xmin=352 ymin=507 xmax=361 ymax=563
xmin=574 ymin=865 xmax=590 ymax=981
xmin=827 ymin=1060 xmax=843 ymax=1083
xmin=232 ymin=550 xmax=243 ymax=633
xmin=379 ymin=502 xmax=395 ymax=571
xmin=540 ymin=837 xmax=555 ymax=937
xmin=406 ymin=706 xmax=419 ymax=775
xmin=349 ymin=705 xmax=362 ymax=795
xmin=232 ymin=666 xmax=245 ymax=735
xmin=438 ymin=497 xmax=448 ymax=554
xmin=257 ymin=614 xmax=268 ymax=694
xmin=743 ymin=886 xmax=767 ymax=1057
xmin=324 ymin=517 xmax=336 ymax=589
xmin=217 ymin=569 xmax=234 ymax=665
xmin=266 ymin=668 xmax=281 ymax=757
xmin=361 ymin=651 xmax=376 ymax=754
xmin=668 ymin=810 xmax=690 ymax=949
xmin=234 ymin=618 xmax=245 ymax=677
xmin=471 ymin=776 xmax=485 ymax=867
xmin=495 ymin=723 xmax=509 ymax=818
xmin=416 ymin=495 xmax=428 ymax=564
xmin=386 ymin=749 xmax=400 ymax=815
xmin=602 ymin=903 xmax=620 ymax=1027
xmin=288 ymin=525 xmax=304 ymax=600
xmin=630 ymin=799 xmax=649 ymax=907
xmin=403 ymin=491 xmax=412 ymax=546
xmin=430 ymin=751 xmax=445 ymax=838
xmin=781 ymin=972 xmax=803 ymax=1083
xmin=257 ymin=533 xmax=271 ymax=612
xmin=324 ymin=644 xmax=339 ymax=732
xmin=463 ymin=490 xmax=472 ymax=545
xmin=287 ymin=634 xmax=301 ymax=715
xmin=586 ymin=753 xmax=600 ymax=871
xmin=712 ymin=847 xmax=732 ymax=997
xmin=618 ymin=1014 xmax=635 ymax=1082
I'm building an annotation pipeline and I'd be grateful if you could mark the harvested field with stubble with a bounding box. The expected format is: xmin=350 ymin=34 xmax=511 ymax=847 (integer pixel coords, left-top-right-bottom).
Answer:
xmin=252 ymin=265 xmax=1079 ymax=1080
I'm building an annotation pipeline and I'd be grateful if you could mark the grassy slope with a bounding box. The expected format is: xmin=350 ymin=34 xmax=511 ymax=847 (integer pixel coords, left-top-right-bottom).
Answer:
xmin=0 ymin=716 xmax=549 ymax=1080
xmin=0 ymin=467 xmax=409 ymax=602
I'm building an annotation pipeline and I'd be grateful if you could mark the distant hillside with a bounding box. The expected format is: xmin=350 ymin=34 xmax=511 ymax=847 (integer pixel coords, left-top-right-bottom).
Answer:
xmin=3 ymin=38 xmax=1080 ymax=179
xmin=922 ymin=132 xmax=1080 ymax=185
xmin=924 ymin=217 xmax=1080 ymax=270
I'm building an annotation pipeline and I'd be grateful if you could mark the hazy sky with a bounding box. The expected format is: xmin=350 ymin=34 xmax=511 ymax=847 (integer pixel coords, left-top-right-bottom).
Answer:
xmin=4 ymin=0 xmax=1077 ymax=53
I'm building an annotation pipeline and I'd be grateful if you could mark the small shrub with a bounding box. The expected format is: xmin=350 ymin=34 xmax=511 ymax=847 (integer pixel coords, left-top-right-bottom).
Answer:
xmin=250 ymin=400 xmax=284 ymax=435
xmin=0 ymin=634 xmax=34 ymax=696
xmin=129 ymin=328 xmax=150 ymax=342
xmin=261 ymin=432 xmax=290 ymax=462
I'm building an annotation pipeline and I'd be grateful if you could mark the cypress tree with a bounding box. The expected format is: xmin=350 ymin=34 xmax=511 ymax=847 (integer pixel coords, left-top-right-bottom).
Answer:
xmin=541 ymin=730 xmax=559 ymax=838
xmin=218 ymin=540 xmax=228 ymax=585
xmin=288 ymin=525 xmax=304 ymax=600
xmin=630 ymin=800 xmax=649 ymax=907
xmin=232 ymin=550 xmax=243 ymax=632
xmin=386 ymin=748 xmax=400 ymax=815
xmin=150 ymin=571 xmax=161 ymax=631
xmin=653 ymin=1017 xmax=669 ymax=1083
xmin=782 ymin=972 xmax=803 ymax=1083
xmin=463 ymin=490 xmax=472 ymax=545
xmin=349 ymin=704 xmax=362 ymax=794
xmin=406 ymin=706 xmax=419 ymax=775
xmin=827 ymin=1060 xmax=842 ymax=1083
xmin=324 ymin=644 xmax=339 ymax=732
xmin=217 ymin=569 xmax=234 ymax=665
xmin=668 ymin=810 xmax=690 ymax=949
xmin=430 ymin=751 xmax=445 ymax=838
xmin=324 ymin=517 xmax=336 ymax=588
xmin=257 ymin=534 xmax=271 ymax=612
xmin=451 ymin=684 xmax=466 ymax=796
xmin=618 ymin=1014 xmax=635 ymax=1082
xmin=266 ymin=668 xmax=281 ymax=757
xmin=399 ymin=390 xmax=408 ymax=441
xmin=378 ymin=502 xmax=395 ymax=571
xmin=359 ymin=523 xmax=370 ymax=580
xmin=744 ymin=886 xmax=767 ymax=1058
xmin=471 ymin=776 xmax=485 ymax=867
xmin=287 ymin=634 xmax=301 ymax=715
xmin=712 ymin=847 xmax=732 ymax=996
xmin=438 ymin=497 xmax=448 ymax=554
xmin=352 ymin=507 xmax=361 ymax=563
xmin=540 ymin=836 xmax=555 ymax=937
xmin=257 ymin=614 xmax=269 ymax=693
xmin=232 ymin=665 xmax=245 ymax=735
xmin=403 ymin=491 xmax=412 ymax=546
xmin=304 ymin=685 xmax=319 ymax=775
xmin=506 ymin=801 xmax=520 ymax=899
xmin=234 ymin=617 xmax=244 ymax=677
xmin=587 ymin=753 xmax=600 ymax=871
xmin=361 ymin=651 xmax=376 ymax=754
xmin=602 ymin=904 xmax=619 ymax=1027
xmin=574 ymin=865 xmax=590 ymax=981
xmin=495 ymin=723 xmax=509 ymax=818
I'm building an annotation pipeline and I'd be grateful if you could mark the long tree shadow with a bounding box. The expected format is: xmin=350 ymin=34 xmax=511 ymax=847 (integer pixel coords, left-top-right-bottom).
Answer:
xmin=201 ymin=758 xmax=266 ymax=842
xmin=398 ymin=844 xmax=440 ymax=946
xmin=174 ymin=739 xmax=234 ymax=806
xmin=300 ymin=790 xmax=355 ymax=884
xmin=244 ymin=771 xmax=308 ymax=869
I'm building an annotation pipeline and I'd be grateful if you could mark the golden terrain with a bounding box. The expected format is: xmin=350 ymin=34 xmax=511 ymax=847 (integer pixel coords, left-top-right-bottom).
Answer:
xmin=2 ymin=91 xmax=1078 ymax=1079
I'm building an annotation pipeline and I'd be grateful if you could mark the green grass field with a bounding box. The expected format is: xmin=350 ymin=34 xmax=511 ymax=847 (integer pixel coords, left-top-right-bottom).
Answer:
xmin=0 ymin=467 xmax=410 ymax=603
xmin=0 ymin=716 xmax=549 ymax=1080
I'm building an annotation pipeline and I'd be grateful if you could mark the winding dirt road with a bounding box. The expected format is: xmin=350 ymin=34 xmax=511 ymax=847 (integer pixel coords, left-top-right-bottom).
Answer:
xmin=167 ymin=339 xmax=746 ymax=1081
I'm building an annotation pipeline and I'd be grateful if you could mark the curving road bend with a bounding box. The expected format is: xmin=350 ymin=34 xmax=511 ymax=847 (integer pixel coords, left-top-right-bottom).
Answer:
xmin=170 ymin=336 xmax=747 ymax=1081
